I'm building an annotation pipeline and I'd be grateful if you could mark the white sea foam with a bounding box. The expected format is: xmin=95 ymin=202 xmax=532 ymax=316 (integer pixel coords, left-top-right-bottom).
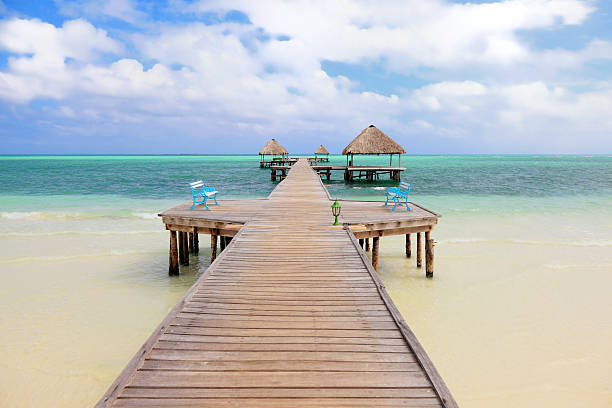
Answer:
xmin=0 ymin=249 xmax=164 ymax=264
xmin=0 ymin=230 xmax=163 ymax=238
xmin=132 ymin=212 xmax=159 ymax=219
xmin=372 ymin=187 xmax=386 ymax=190
xmin=443 ymin=238 xmax=489 ymax=244
xmin=0 ymin=211 xmax=44 ymax=220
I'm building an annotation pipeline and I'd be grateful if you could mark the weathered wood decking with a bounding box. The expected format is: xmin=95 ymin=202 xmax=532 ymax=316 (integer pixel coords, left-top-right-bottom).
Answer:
xmin=96 ymin=159 xmax=455 ymax=407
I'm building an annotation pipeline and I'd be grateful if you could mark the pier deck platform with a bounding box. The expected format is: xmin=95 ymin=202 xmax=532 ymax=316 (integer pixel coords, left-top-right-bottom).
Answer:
xmin=96 ymin=159 xmax=454 ymax=408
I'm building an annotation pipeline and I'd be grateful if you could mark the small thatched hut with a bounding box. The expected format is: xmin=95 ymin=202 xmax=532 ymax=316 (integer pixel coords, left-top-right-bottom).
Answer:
xmin=342 ymin=125 xmax=406 ymax=166
xmin=259 ymin=139 xmax=289 ymax=166
xmin=314 ymin=144 xmax=330 ymax=162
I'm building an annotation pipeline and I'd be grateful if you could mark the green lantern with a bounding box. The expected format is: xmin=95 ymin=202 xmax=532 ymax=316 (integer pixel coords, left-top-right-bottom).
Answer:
xmin=331 ymin=199 xmax=342 ymax=225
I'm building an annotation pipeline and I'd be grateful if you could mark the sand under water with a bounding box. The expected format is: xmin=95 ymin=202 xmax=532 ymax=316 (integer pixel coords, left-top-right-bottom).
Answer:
xmin=1 ymin=155 xmax=611 ymax=407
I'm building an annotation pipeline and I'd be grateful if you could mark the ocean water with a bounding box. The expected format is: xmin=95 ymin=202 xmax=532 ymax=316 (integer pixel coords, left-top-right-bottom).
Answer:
xmin=0 ymin=155 xmax=611 ymax=407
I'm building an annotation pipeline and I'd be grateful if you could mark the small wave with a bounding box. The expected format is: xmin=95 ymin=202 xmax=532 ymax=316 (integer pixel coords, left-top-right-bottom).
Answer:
xmin=132 ymin=212 xmax=159 ymax=219
xmin=0 ymin=230 xmax=164 ymax=238
xmin=0 ymin=249 xmax=165 ymax=264
xmin=372 ymin=187 xmax=386 ymax=191
xmin=0 ymin=211 xmax=44 ymax=220
xmin=0 ymin=211 xmax=161 ymax=221
xmin=443 ymin=238 xmax=489 ymax=244
xmin=545 ymin=263 xmax=612 ymax=270
xmin=511 ymin=239 xmax=612 ymax=247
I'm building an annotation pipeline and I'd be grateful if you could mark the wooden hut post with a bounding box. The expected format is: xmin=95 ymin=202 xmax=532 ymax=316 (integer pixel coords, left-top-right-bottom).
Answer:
xmin=169 ymin=230 xmax=179 ymax=275
xmin=425 ymin=231 xmax=434 ymax=278
xmin=210 ymin=230 xmax=218 ymax=263
xmin=372 ymin=236 xmax=380 ymax=271
xmin=359 ymin=238 xmax=364 ymax=249
xmin=188 ymin=232 xmax=194 ymax=254
xmin=416 ymin=232 xmax=422 ymax=268
xmin=405 ymin=234 xmax=411 ymax=258
xmin=365 ymin=238 xmax=370 ymax=251
xmin=193 ymin=228 xmax=199 ymax=254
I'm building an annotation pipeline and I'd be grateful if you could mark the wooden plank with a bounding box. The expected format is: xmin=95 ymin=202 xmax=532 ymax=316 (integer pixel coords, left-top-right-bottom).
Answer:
xmin=128 ymin=371 xmax=431 ymax=388
xmin=114 ymin=398 xmax=441 ymax=407
xmin=120 ymin=387 xmax=438 ymax=399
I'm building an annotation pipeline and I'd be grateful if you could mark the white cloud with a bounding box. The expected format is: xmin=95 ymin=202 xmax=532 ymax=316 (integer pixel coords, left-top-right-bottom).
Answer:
xmin=0 ymin=1 xmax=610 ymax=152
xmin=190 ymin=0 xmax=596 ymax=71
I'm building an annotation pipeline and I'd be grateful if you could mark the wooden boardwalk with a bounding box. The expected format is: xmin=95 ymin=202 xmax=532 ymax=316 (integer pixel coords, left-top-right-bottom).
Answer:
xmin=96 ymin=159 xmax=456 ymax=407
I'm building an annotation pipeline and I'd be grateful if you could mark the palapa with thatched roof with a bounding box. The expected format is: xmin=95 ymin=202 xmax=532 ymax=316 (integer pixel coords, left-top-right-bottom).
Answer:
xmin=342 ymin=125 xmax=405 ymax=166
xmin=259 ymin=139 xmax=289 ymax=156
xmin=313 ymin=144 xmax=330 ymax=163
xmin=314 ymin=144 xmax=329 ymax=155
xmin=259 ymin=138 xmax=291 ymax=167
xmin=341 ymin=125 xmax=406 ymax=181
xmin=343 ymin=125 xmax=405 ymax=155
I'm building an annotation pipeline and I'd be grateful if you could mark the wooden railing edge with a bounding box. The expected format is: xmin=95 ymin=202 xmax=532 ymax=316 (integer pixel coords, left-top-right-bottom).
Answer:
xmin=93 ymin=224 xmax=249 ymax=408
xmin=343 ymin=225 xmax=458 ymax=408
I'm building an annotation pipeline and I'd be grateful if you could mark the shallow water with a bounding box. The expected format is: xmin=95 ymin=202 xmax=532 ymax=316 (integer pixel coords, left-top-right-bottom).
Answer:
xmin=0 ymin=155 xmax=611 ymax=407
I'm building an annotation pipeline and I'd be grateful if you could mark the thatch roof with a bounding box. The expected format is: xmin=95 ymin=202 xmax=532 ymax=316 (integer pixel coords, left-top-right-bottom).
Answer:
xmin=259 ymin=139 xmax=288 ymax=155
xmin=342 ymin=125 xmax=406 ymax=155
xmin=314 ymin=145 xmax=329 ymax=155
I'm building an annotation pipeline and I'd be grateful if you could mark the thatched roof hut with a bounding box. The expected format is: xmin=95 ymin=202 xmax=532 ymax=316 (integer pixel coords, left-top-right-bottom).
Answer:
xmin=259 ymin=139 xmax=289 ymax=156
xmin=314 ymin=145 xmax=329 ymax=155
xmin=342 ymin=125 xmax=405 ymax=155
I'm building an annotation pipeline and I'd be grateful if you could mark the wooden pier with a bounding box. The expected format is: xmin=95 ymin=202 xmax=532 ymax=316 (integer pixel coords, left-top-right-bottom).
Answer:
xmin=96 ymin=159 xmax=452 ymax=407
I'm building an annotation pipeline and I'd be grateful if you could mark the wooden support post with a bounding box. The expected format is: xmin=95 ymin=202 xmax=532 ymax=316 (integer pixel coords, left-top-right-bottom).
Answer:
xmin=425 ymin=231 xmax=434 ymax=278
xmin=271 ymin=169 xmax=276 ymax=181
xmin=183 ymin=231 xmax=188 ymax=262
xmin=359 ymin=238 xmax=364 ymax=249
xmin=210 ymin=231 xmax=218 ymax=263
xmin=193 ymin=229 xmax=199 ymax=254
xmin=365 ymin=238 xmax=370 ymax=251
xmin=182 ymin=232 xmax=189 ymax=265
xmin=405 ymin=234 xmax=411 ymax=258
xmin=220 ymin=236 xmax=226 ymax=251
xmin=178 ymin=231 xmax=185 ymax=265
xmin=372 ymin=237 xmax=380 ymax=271
xmin=188 ymin=232 xmax=194 ymax=254
xmin=169 ymin=230 xmax=179 ymax=276
xmin=416 ymin=232 xmax=422 ymax=268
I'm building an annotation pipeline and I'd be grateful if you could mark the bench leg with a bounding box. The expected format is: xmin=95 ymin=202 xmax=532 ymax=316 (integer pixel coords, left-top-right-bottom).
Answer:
xmin=203 ymin=197 xmax=210 ymax=210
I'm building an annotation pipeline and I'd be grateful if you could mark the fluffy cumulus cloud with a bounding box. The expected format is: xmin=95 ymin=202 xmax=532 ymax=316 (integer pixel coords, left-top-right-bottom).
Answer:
xmin=0 ymin=0 xmax=611 ymax=153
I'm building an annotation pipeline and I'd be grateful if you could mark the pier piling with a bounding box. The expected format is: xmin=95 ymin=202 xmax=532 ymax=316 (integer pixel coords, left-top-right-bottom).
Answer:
xmin=193 ymin=229 xmax=199 ymax=254
xmin=168 ymin=230 xmax=179 ymax=275
xmin=406 ymin=233 xmax=411 ymax=258
xmin=372 ymin=236 xmax=380 ymax=271
xmin=426 ymin=231 xmax=434 ymax=278
xmin=210 ymin=231 xmax=218 ymax=263
xmin=416 ymin=232 xmax=422 ymax=268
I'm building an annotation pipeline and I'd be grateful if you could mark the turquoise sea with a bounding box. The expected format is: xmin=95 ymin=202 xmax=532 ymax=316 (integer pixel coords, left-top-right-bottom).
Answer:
xmin=1 ymin=155 xmax=611 ymax=407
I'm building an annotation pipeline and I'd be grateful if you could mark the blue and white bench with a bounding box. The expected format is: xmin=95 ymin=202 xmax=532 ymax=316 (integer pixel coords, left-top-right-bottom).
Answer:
xmin=189 ymin=180 xmax=219 ymax=210
xmin=385 ymin=182 xmax=411 ymax=211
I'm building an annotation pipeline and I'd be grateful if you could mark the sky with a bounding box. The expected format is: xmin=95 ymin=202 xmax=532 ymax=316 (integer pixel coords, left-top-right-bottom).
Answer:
xmin=0 ymin=0 xmax=611 ymax=154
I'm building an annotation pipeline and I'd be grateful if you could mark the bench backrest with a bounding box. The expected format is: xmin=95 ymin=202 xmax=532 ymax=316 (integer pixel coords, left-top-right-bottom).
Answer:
xmin=190 ymin=180 xmax=204 ymax=190
xmin=399 ymin=182 xmax=410 ymax=192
